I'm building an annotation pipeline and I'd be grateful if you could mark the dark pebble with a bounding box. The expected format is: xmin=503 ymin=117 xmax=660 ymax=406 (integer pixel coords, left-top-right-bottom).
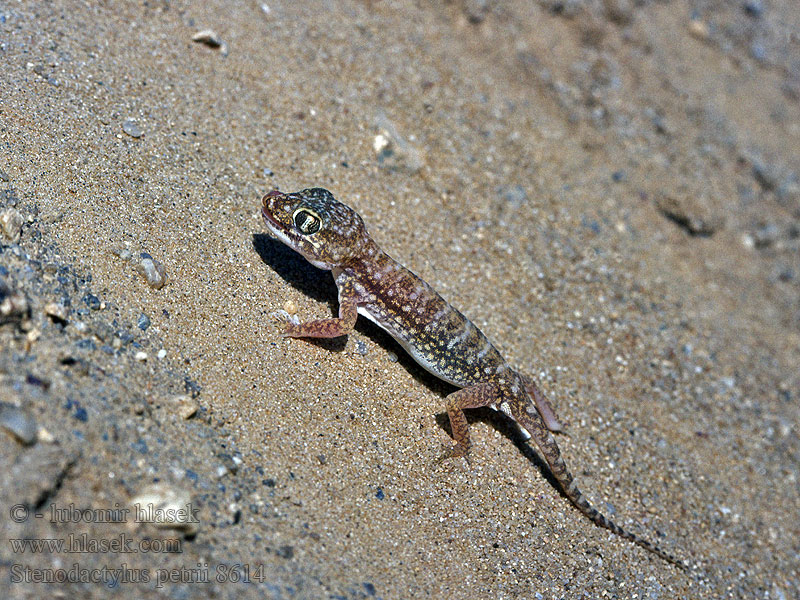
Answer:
xmin=137 ymin=313 xmax=151 ymax=331
xmin=263 ymin=478 xmax=276 ymax=487
xmin=743 ymin=0 xmax=764 ymax=18
xmin=25 ymin=373 xmax=51 ymax=389
xmin=75 ymin=338 xmax=96 ymax=351
xmin=83 ymin=293 xmax=101 ymax=310
xmin=74 ymin=407 xmax=88 ymax=422
xmin=375 ymin=487 xmax=384 ymax=500
xmin=611 ymin=170 xmax=626 ymax=182
xmin=132 ymin=439 xmax=148 ymax=454
xmin=185 ymin=469 xmax=199 ymax=482
xmin=275 ymin=545 xmax=294 ymax=559
xmin=117 ymin=331 xmax=135 ymax=345
xmin=363 ymin=582 xmax=377 ymax=597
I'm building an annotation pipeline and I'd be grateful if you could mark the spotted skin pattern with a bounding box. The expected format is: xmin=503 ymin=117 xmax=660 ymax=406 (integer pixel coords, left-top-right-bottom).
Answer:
xmin=261 ymin=187 xmax=687 ymax=571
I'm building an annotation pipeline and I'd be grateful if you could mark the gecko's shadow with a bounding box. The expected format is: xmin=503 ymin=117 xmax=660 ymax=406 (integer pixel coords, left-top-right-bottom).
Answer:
xmin=253 ymin=233 xmax=558 ymax=487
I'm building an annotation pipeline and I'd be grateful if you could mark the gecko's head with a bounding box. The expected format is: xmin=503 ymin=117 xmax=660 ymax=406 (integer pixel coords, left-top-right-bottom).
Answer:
xmin=261 ymin=188 xmax=370 ymax=270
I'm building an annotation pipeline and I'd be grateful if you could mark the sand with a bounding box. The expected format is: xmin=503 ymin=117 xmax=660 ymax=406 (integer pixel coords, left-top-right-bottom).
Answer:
xmin=1 ymin=1 xmax=798 ymax=598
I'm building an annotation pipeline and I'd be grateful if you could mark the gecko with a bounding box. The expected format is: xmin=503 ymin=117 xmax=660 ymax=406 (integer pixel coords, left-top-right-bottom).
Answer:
xmin=260 ymin=187 xmax=687 ymax=571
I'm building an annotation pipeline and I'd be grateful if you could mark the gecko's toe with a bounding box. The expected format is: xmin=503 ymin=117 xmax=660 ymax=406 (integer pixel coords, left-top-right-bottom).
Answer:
xmin=434 ymin=443 xmax=472 ymax=467
xmin=270 ymin=309 xmax=301 ymax=337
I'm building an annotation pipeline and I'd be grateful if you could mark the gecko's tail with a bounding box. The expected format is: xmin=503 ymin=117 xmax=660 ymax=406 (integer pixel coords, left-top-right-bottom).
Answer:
xmin=511 ymin=400 xmax=689 ymax=572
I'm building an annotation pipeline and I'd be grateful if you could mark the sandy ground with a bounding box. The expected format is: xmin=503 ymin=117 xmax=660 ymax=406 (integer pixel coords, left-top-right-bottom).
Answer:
xmin=1 ymin=1 xmax=799 ymax=598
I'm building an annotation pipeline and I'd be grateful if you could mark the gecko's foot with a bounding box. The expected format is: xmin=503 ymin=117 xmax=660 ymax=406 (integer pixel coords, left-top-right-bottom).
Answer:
xmin=434 ymin=443 xmax=472 ymax=467
xmin=270 ymin=310 xmax=301 ymax=337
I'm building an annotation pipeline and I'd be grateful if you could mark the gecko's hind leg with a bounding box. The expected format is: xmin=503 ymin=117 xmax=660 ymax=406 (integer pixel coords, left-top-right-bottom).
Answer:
xmin=520 ymin=374 xmax=564 ymax=432
xmin=440 ymin=382 xmax=503 ymax=462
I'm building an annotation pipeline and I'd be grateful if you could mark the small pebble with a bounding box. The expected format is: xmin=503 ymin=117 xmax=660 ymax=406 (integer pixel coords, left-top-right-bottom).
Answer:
xmin=173 ymin=395 xmax=198 ymax=419
xmin=688 ymin=18 xmax=710 ymax=40
xmin=284 ymin=300 xmax=298 ymax=315
xmin=0 ymin=281 xmax=29 ymax=321
xmin=137 ymin=253 xmax=167 ymax=289
xmin=0 ymin=208 xmax=24 ymax=242
xmin=122 ymin=119 xmax=143 ymax=138
xmin=355 ymin=339 xmax=368 ymax=356
xmin=0 ymin=403 xmax=38 ymax=445
xmin=131 ymin=484 xmax=199 ymax=535
xmin=134 ymin=351 xmax=148 ymax=362
xmin=137 ymin=313 xmax=151 ymax=331
xmin=192 ymin=29 xmax=222 ymax=47
xmin=743 ymin=0 xmax=764 ymax=18
xmin=37 ymin=427 xmax=55 ymax=443
xmin=44 ymin=301 xmax=69 ymax=323
xmin=83 ymin=293 xmax=101 ymax=310
xmin=192 ymin=29 xmax=227 ymax=54
xmin=157 ymin=348 xmax=167 ymax=359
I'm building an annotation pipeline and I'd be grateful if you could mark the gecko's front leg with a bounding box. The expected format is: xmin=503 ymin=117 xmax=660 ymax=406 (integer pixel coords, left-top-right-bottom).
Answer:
xmin=277 ymin=278 xmax=359 ymax=338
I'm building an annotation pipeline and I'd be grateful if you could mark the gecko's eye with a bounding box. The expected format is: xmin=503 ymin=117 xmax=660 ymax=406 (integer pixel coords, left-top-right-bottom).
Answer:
xmin=293 ymin=209 xmax=321 ymax=235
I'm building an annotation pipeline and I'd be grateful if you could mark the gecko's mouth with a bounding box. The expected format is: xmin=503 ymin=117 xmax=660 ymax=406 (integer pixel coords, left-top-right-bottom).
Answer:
xmin=261 ymin=206 xmax=283 ymax=232
xmin=261 ymin=190 xmax=286 ymax=231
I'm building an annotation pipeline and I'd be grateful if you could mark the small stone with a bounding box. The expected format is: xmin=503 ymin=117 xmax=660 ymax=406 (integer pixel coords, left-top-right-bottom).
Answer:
xmin=0 ymin=169 xmax=9 ymax=182
xmin=603 ymin=0 xmax=634 ymax=24
xmin=131 ymin=484 xmax=199 ymax=535
xmin=157 ymin=349 xmax=167 ymax=359
xmin=743 ymin=0 xmax=764 ymax=18
xmin=137 ymin=313 xmax=151 ymax=331
xmin=112 ymin=243 xmax=134 ymax=261
xmin=83 ymin=293 xmax=101 ymax=310
xmin=0 ymin=208 xmax=24 ymax=242
xmin=0 ymin=280 xmax=29 ymax=322
xmin=44 ymin=301 xmax=69 ymax=323
xmin=134 ymin=351 xmax=148 ymax=362
xmin=750 ymin=41 xmax=766 ymax=62
xmin=192 ymin=29 xmax=227 ymax=55
xmin=355 ymin=339 xmax=368 ymax=356
xmin=122 ymin=119 xmax=143 ymax=138
xmin=283 ymin=299 xmax=298 ymax=315
xmin=0 ymin=403 xmax=38 ymax=445
xmin=373 ymin=113 xmax=425 ymax=174
xmin=173 ymin=395 xmax=198 ymax=420
xmin=655 ymin=192 xmax=721 ymax=237
xmin=753 ymin=223 xmax=779 ymax=248
xmin=37 ymin=427 xmax=55 ymax=443
xmin=688 ymin=18 xmax=710 ymax=40
xmin=137 ymin=253 xmax=167 ymax=289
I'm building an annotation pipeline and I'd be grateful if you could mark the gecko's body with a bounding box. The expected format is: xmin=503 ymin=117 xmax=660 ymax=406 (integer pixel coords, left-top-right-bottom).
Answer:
xmin=261 ymin=187 xmax=686 ymax=570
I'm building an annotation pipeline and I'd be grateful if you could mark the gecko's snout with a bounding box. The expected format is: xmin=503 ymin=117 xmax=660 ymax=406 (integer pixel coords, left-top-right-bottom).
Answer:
xmin=262 ymin=189 xmax=284 ymax=207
